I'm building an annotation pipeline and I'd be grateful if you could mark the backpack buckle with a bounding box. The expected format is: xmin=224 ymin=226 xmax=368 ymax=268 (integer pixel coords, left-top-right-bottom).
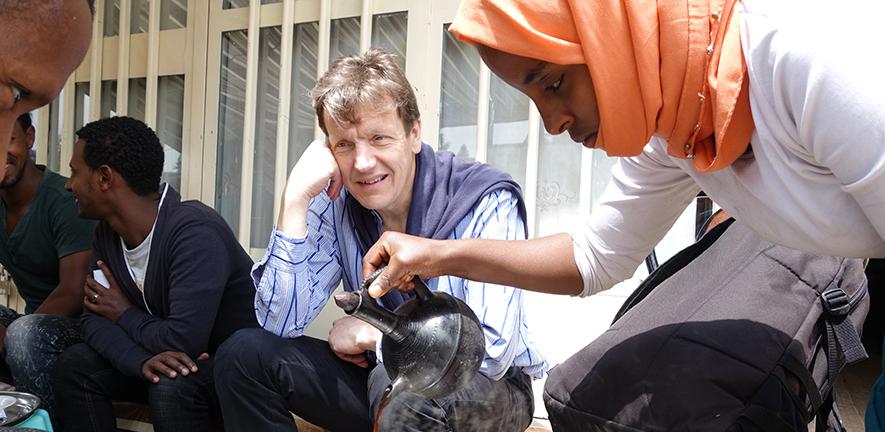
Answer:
xmin=821 ymin=287 xmax=850 ymax=319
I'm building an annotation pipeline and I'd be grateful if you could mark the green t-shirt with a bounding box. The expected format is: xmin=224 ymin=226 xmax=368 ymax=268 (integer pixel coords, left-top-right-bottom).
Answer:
xmin=0 ymin=167 xmax=97 ymax=313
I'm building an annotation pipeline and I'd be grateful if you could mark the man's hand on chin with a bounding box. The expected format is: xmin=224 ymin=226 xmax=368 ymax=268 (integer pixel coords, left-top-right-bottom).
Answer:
xmin=277 ymin=139 xmax=342 ymax=238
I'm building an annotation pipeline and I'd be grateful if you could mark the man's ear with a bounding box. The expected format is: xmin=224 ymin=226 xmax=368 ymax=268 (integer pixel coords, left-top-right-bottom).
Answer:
xmin=409 ymin=118 xmax=422 ymax=153
xmin=25 ymin=127 xmax=35 ymax=152
xmin=97 ymin=165 xmax=113 ymax=191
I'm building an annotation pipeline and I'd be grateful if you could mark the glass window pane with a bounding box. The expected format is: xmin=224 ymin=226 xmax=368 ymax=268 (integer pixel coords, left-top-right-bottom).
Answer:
xmin=104 ymin=0 xmax=120 ymax=36
xmin=128 ymin=78 xmax=147 ymax=122
xmin=287 ymin=21 xmax=319 ymax=168
xmin=535 ymin=132 xmax=582 ymax=236
xmin=216 ymin=30 xmax=248 ymax=233
xmin=101 ymin=81 xmax=118 ymax=118
xmin=439 ymin=25 xmax=479 ymax=161
xmin=28 ymin=109 xmax=39 ymax=162
xmin=251 ymin=27 xmax=281 ymax=247
xmin=157 ymin=75 xmax=185 ymax=191
xmin=371 ymin=12 xmax=407 ymax=66
xmin=223 ymin=0 xmax=248 ymax=9
xmin=590 ymin=150 xmax=616 ymax=210
xmin=47 ymin=93 xmax=65 ymax=172
xmin=130 ymin=0 xmax=185 ymax=32
xmin=74 ymin=83 xmax=90 ymax=131
xmin=330 ymin=17 xmax=360 ymax=65
xmin=131 ymin=0 xmax=149 ymax=34
xmin=261 ymin=0 xmax=281 ymax=4
xmin=161 ymin=0 xmax=187 ymax=31
xmin=487 ymin=74 xmax=529 ymax=187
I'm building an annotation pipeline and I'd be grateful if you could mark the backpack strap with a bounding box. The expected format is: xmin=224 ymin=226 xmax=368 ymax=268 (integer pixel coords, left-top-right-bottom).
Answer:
xmin=778 ymin=352 xmax=822 ymax=419
xmin=815 ymin=390 xmax=847 ymax=432
xmin=820 ymin=281 xmax=868 ymax=385
xmin=820 ymin=280 xmax=868 ymax=372
xmin=814 ymin=278 xmax=868 ymax=431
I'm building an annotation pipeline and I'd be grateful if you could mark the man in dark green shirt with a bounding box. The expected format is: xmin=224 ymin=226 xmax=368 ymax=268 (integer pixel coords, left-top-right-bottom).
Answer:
xmin=0 ymin=113 xmax=95 ymax=414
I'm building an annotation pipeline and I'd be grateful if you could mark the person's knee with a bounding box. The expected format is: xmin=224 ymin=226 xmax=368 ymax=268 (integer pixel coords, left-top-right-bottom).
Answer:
xmin=376 ymin=393 xmax=448 ymax=431
xmin=51 ymin=343 xmax=100 ymax=391
xmin=214 ymin=328 xmax=272 ymax=385
xmin=149 ymin=373 xmax=206 ymax=401
xmin=4 ymin=314 xmax=52 ymax=364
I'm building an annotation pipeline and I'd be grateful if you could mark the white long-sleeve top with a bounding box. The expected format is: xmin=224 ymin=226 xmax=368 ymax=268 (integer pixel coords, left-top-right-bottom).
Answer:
xmin=571 ymin=0 xmax=885 ymax=297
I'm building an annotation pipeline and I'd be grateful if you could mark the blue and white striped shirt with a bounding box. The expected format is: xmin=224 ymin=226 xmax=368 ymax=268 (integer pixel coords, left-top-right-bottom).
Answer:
xmin=252 ymin=188 xmax=548 ymax=380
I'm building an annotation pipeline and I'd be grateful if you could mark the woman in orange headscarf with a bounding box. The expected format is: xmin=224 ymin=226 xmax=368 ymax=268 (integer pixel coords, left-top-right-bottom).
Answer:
xmin=451 ymin=0 xmax=754 ymax=173
xmin=363 ymin=0 xmax=885 ymax=425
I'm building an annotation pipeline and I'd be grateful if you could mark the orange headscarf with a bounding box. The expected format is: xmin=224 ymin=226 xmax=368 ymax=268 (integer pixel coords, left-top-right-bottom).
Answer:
xmin=449 ymin=0 xmax=755 ymax=172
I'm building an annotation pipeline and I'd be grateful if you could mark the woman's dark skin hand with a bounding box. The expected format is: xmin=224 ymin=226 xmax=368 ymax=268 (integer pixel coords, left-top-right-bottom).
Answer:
xmin=362 ymin=232 xmax=443 ymax=297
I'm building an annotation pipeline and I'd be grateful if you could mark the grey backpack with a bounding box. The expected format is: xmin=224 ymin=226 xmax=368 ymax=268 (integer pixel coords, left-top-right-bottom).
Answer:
xmin=544 ymin=219 xmax=869 ymax=431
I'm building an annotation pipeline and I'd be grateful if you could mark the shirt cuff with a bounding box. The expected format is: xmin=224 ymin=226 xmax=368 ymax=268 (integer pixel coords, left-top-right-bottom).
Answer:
xmin=123 ymin=352 xmax=154 ymax=379
xmin=262 ymin=227 xmax=312 ymax=272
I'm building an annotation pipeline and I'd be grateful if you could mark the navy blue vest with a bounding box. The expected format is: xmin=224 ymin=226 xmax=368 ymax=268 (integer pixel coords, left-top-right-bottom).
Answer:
xmin=346 ymin=143 xmax=527 ymax=310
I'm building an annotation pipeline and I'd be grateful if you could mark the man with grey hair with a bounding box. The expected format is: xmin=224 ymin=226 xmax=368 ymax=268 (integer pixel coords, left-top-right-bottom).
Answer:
xmin=214 ymin=49 xmax=547 ymax=431
xmin=0 ymin=0 xmax=94 ymax=169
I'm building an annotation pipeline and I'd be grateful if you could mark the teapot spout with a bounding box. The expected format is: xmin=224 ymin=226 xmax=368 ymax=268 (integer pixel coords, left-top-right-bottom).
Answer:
xmin=374 ymin=378 xmax=407 ymax=432
xmin=333 ymin=291 xmax=362 ymax=313
xmin=386 ymin=376 xmax=407 ymax=401
xmin=334 ymin=291 xmax=405 ymax=342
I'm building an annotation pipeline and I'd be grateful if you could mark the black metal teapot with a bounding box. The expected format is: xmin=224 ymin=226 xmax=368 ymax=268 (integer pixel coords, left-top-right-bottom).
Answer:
xmin=333 ymin=268 xmax=485 ymax=401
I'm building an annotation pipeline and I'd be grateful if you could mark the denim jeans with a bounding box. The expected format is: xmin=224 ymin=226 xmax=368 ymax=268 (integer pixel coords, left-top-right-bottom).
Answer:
xmin=214 ymin=328 xmax=535 ymax=432
xmin=0 ymin=306 xmax=82 ymax=417
xmin=51 ymin=343 xmax=220 ymax=432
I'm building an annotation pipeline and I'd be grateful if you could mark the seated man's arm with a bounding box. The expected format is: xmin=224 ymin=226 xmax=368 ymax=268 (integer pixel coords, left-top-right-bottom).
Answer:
xmin=34 ymin=250 xmax=92 ymax=317
xmin=252 ymin=192 xmax=344 ymax=338
xmin=81 ymin=309 xmax=153 ymax=378
xmin=80 ymin=238 xmax=153 ymax=378
xmin=36 ymin=193 xmax=97 ymax=316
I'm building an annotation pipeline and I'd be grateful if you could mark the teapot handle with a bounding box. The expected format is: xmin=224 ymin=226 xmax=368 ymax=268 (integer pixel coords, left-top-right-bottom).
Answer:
xmin=362 ymin=266 xmax=434 ymax=303
xmin=412 ymin=277 xmax=433 ymax=303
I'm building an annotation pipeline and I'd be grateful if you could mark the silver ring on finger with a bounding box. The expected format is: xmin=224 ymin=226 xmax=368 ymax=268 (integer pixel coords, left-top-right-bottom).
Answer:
xmin=89 ymin=293 xmax=100 ymax=304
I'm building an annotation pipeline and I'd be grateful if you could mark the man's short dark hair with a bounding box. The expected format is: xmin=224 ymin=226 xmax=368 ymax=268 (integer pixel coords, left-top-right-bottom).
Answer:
xmin=76 ymin=117 xmax=164 ymax=196
xmin=16 ymin=112 xmax=32 ymax=131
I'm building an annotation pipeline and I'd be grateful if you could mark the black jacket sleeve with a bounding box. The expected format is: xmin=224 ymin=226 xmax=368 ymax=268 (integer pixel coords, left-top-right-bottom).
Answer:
xmin=81 ymin=240 xmax=153 ymax=378
xmin=81 ymin=309 xmax=153 ymax=378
